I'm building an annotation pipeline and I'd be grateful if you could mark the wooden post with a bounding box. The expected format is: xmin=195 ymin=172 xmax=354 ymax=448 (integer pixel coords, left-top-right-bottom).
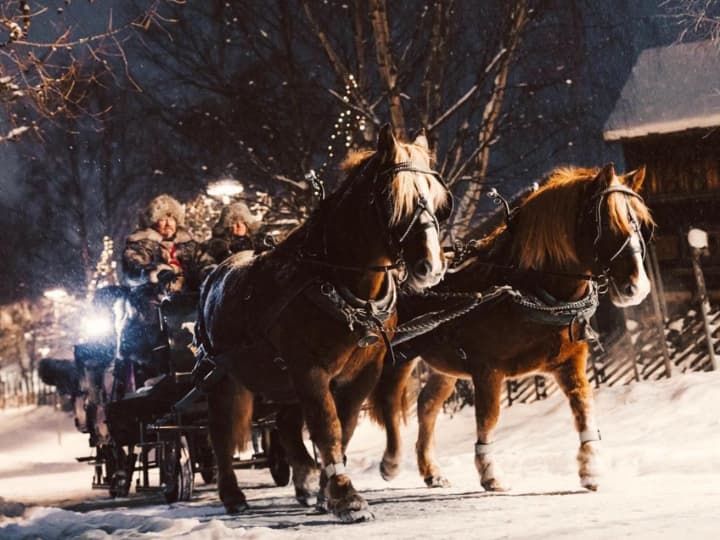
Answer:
xmin=691 ymin=248 xmax=718 ymax=370
xmin=645 ymin=251 xmax=674 ymax=377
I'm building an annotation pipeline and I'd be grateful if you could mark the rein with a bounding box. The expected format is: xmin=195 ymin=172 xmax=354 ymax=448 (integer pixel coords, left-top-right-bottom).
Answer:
xmin=297 ymin=253 xmax=406 ymax=275
xmin=448 ymin=252 xmax=605 ymax=284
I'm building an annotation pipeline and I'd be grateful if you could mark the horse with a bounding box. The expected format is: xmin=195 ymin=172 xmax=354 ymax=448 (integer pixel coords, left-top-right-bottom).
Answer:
xmin=369 ymin=163 xmax=654 ymax=493
xmin=197 ymin=124 xmax=451 ymax=522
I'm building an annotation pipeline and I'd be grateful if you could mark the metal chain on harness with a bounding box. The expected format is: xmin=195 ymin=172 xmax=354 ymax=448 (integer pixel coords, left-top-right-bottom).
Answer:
xmin=389 ymin=286 xmax=514 ymax=346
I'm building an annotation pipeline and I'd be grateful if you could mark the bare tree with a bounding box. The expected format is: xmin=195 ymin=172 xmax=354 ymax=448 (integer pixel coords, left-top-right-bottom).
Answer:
xmin=1 ymin=0 xmax=608 ymax=301
xmin=662 ymin=0 xmax=720 ymax=42
xmin=0 ymin=0 xmax=181 ymax=140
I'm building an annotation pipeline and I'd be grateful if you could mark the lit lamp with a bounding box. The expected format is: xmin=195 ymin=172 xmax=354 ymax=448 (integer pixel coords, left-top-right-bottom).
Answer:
xmin=206 ymin=178 xmax=244 ymax=204
xmin=43 ymin=288 xmax=68 ymax=301
xmin=687 ymin=227 xmax=717 ymax=370
xmin=687 ymin=228 xmax=708 ymax=251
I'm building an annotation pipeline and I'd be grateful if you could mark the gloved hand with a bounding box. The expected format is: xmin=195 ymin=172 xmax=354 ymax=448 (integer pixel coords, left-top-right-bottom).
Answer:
xmin=148 ymin=264 xmax=175 ymax=284
xmin=156 ymin=269 xmax=177 ymax=285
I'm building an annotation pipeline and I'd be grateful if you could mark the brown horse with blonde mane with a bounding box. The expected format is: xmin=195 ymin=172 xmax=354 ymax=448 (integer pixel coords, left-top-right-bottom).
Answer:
xmin=370 ymin=163 xmax=653 ymax=492
xmin=197 ymin=125 xmax=450 ymax=522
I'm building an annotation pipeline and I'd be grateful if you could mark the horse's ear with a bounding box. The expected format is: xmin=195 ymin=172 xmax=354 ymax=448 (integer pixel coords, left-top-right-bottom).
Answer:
xmin=595 ymin=162 xmax=616 ymax=189
xmin=412 ymin=129 xmax=429 ymax=150
xmin=377 ymin=123 xmax=397 ymax=160
xmin=628 ymin=165 xmax=646 ymax=192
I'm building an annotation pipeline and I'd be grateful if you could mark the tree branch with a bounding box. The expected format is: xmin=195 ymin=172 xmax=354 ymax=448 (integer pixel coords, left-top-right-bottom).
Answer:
xmin=369 ymin=0 xmax=406 ymax=137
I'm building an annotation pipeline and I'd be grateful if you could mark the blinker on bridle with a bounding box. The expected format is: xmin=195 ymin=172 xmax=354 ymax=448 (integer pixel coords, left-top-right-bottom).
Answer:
xmin=376 ymin=161 xmax=452 ymax=242
xmin=368 ymin=160 xmax=451 ymax=274
xmin=300 ymin=158 xmax=450 ymax=280
xmin=590 ymin=184 xmax=652 ymax=265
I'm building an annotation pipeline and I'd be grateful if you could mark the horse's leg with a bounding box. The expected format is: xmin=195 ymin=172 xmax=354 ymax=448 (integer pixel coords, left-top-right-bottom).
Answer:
xmin=552 ymin=349 xmax=601 ymax=491
xmin=207 ymin=375 xmax=253 ymax=513
xmin=275 ymin=404 xmax=319 ymax=507
xmin=370 ymin=357 xmax=419 ymax=481
xmin=471 ymin=366 xmax=507 ymax=491
xmin=335 ymin=360 xmax=383 ymax=452
xmin=416 ymin=370 xmax=457 ymax=487
xmin=293 ymin=367 xmax=370 ymax=522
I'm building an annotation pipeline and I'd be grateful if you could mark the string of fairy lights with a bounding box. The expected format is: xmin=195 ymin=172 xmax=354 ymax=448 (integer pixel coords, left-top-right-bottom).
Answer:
xmin=317 ymin=74 xmax=367 ymax=179
xmin=86 ymin=235 xmax=118 ymax=299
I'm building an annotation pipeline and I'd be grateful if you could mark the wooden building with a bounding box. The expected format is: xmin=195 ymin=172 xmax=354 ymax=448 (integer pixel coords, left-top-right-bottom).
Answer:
xmin=604 ymin=40 xmax=720 ymax=314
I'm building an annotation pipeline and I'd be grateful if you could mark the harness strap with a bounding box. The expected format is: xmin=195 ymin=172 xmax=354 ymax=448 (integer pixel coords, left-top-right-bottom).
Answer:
xmin=305 ymin=278 xmax=397 ymax=348
xmin=298 ymin=252 xmax=406 ymax=274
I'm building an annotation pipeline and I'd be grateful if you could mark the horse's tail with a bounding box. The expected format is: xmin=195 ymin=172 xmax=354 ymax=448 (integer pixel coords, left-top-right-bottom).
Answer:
xmin=232 ymin=383 xmax=253 ymax=452
xmin=367 ymin=356 xmax=417 ymax=428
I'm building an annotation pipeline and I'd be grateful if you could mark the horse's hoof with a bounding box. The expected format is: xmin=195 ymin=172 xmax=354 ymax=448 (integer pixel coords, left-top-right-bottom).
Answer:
xmin=315 ymin=493 xmax=329 ymax=514
xmin=295 ymin=487 xmax=317 ymax=507
xmin=424 ymin=475 xmax=451 ymax=488
xmin=337 ymin=509 xmax=375 ymax=523
xmin=380 ymin=458 xmax=400 ymax=481
xmin=224 ymin=500 xmax=250 ymax=514
xmin=581 ymin=476 xmax=599 ymax=491
xmin=481 ymin=478 xmax=509 ymax=492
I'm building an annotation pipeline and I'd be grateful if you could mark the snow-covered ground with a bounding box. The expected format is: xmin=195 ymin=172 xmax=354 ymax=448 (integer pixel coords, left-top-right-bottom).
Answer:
xmin=1 ymin=371 xmax=719 ymax=539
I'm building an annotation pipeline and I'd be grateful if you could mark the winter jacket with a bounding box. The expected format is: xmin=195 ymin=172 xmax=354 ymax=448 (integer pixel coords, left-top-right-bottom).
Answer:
xmin=122 ymin=227 xmax=210 ymax=291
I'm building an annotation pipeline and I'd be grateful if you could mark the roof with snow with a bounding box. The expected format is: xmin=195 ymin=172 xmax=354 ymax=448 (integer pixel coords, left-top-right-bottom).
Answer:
xmin=603 ymin=40 xmax=720 ymax=141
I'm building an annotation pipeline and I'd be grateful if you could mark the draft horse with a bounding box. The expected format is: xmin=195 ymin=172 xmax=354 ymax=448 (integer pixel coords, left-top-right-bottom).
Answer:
xmin=197 ymin=125 xmax=451 ymax=521
xmin=370 ymin=163 xmax=653 ymax=492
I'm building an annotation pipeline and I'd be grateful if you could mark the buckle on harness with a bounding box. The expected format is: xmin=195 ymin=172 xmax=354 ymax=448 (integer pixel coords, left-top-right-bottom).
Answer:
xmin=357 ymin=328 xmax=381 ymax=347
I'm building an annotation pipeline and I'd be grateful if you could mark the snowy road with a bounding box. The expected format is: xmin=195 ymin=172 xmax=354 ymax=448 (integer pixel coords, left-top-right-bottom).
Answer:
xmin=1 ymin=371 xmax=719 ymax=539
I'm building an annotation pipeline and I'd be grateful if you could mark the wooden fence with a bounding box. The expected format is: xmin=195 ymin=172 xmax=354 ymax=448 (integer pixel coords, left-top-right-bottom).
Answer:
xmin=497 ymin=306 xmax=719 ymax=408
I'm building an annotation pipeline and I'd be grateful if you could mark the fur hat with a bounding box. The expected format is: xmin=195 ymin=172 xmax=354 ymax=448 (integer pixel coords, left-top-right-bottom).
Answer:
xmin=140 ymin=194 xmax=185 ymax=228
xmin=212 ymin=202 xmax=261 ymax=237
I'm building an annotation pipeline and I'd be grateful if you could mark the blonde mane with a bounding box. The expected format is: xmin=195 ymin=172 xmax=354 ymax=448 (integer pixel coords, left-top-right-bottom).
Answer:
xmin=512 ymin=166 xmax=654 ymax=270
xmin=340 ymin=141 xmax=449 ymax=225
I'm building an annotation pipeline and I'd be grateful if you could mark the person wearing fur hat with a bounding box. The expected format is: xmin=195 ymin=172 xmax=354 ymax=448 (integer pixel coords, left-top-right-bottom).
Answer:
xmin=200 ymin=201 xmax=263 ymax=274
xmin=122 ymin=194 xmax=205 ymax=292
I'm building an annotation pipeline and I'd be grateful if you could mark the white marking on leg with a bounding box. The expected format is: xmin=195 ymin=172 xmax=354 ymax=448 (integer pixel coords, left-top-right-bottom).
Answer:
xmin=324 ymin=462 xmax=346 ymax=478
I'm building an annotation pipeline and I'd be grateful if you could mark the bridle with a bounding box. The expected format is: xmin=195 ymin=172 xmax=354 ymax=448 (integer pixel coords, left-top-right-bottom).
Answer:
xmin=375 ymin=160 xmax=452 ymax=244
xmin=301 ymin=157 xmax=451 ymax=282
xmin=590 ymin=184 xmax=652 ymax=270
xmin=450 ymin=183 xmax=652 ymax=291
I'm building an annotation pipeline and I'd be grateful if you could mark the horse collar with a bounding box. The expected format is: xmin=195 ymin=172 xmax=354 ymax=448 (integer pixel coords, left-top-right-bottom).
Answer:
xmin=305 ymin=275 xmax=398 ymax=347
xmin=507 ymin=281 xmax=600 ymax=341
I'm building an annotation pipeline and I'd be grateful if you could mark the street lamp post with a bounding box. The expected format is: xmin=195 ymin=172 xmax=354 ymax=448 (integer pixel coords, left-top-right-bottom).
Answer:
xmin=687 ymin=228 xmax=718 ymax=371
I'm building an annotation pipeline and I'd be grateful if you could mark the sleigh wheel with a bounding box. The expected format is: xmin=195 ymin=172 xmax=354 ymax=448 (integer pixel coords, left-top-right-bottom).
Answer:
xmin=267 ymin=428 xmax=290 ymax=487
xmin=162 ymin=435 xmax=194 ymax=503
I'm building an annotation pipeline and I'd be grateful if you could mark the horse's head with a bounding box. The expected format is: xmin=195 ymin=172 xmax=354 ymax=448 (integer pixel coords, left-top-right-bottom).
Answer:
xmin=371 ymin=124 xmax=451 ymax=291
xmin=512 ymin=163 xmax=654 ymax=307
xmin=582 ymin=163 xmax=654 ymax=307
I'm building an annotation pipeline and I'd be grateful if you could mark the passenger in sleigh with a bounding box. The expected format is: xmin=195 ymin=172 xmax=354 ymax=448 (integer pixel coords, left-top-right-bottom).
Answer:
xmin=114 ymin=194 xmax=209 ymax=397
xmin=199 ymin=201 xmax=265 ymax=277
